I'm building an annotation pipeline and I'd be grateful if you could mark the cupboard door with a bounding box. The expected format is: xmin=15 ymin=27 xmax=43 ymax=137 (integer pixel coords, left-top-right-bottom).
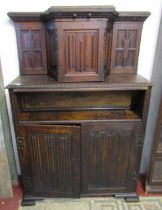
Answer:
xmin=81 ymin=122 xmax=140 ymax=194
xmin=111 ymin=22 xmax=142 ymax=73
xmin=18 ymin=125 xmax=80 ymax=197
xmin=16 ymin=22 xmax=47 ymax=75
xmin=55 ymin=20 xmax=107 ymax=82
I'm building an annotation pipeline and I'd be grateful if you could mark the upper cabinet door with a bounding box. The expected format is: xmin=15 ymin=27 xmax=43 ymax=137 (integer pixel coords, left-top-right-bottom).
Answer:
xmin=53 ymin=20 xmax=108 ymax=82
xmin=16 ymin=22 xmax=47 ymax=75
xmin=81 ymin=122 xmax=141 ymax=194
xmin=111 ymin=22 xmax=142 ymax=73
xmin=18 ymin=124 xmax=80 ymax=197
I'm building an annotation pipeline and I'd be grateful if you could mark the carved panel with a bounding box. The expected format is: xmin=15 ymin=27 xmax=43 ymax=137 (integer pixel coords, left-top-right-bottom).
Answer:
xmin=81 ymin=122 xmax=139 ymax=193
xmin=16 ymin=22 xmax=47 ymax=74
xmin=88 ymin=130 xmax=131 ymax=188
xmin=55 ymin=20 xmax=107 ymax=82
xmin=115 ymin=29 xmax=137 ymax=68
xmin=17 ymin=137 xmax=25 ymax=160
xmin=64 ymin=30 xmax=98 ymax=74
xmin=28 ymin=133 xmax=73 ymax=193
xmin=111 ymin=22 xmax=142 ymax=73
xmin=19 ymin=125 xmax=80 ymax=196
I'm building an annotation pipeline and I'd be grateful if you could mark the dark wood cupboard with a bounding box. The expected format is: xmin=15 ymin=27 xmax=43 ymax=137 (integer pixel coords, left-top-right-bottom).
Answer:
xmin=7 ymin=6 xmax=151 ymax=205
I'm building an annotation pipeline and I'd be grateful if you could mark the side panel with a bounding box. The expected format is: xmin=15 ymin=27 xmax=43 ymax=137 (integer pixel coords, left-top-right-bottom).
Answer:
xmin=111 ymin=22 xmax=142 ymax=73
xmin=16 ymin=22 xmax=47 ymax=75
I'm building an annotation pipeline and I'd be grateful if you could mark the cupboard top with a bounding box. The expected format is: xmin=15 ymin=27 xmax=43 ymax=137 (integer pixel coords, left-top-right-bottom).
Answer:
xmin=7 ymin=6 xmax=150 ymax=22
xmin=6 ymin=74 xmax=151 ymax=91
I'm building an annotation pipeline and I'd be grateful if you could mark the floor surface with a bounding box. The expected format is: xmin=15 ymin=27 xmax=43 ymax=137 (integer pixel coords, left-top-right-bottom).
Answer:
xmin=18 ymin=197 xmax=162 ymax=210
xmin=0 ymin=179 xmax=162 ymax=210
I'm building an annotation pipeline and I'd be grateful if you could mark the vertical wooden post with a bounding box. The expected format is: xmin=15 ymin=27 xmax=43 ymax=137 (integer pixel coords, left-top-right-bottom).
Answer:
xmin=0 ymin=60 xmax=17 ymax=197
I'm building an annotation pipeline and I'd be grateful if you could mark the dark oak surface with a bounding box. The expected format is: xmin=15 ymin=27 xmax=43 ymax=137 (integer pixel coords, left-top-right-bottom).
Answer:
xmin=8 ymin=6 xmax=149 ymax=81
xmin=8 ymin=76 xmax=151 ymax=200
xmin=7 ymin=74 xmax=151 ymax=90
xmin=6 ymin=6 xmax=151 ymax=203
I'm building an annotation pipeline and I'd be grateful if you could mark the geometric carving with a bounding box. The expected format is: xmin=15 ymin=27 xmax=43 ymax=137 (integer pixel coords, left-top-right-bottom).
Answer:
xmin=111 ymin=23 xmax=142 ymax=73
xmin=17 ymin=137 xmax=25 ymax=160
xmin=16 ymin=22 xmax=47 ymax=74
xmin=136 ymin=134 xmax=144 ymax=148
xmin=115 ymin=29 xmax=137 ymax=68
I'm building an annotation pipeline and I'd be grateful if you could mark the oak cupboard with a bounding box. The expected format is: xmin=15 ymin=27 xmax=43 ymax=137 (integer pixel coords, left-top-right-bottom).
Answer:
xmin=7 ymin=6 xmax=151 ymax=206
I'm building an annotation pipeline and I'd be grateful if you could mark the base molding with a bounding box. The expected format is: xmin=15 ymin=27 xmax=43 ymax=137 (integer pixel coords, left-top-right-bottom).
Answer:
xmin=21 ymin=196 xmax=44 ymax=206
xmin=114 ymin=193 xmax=139 ymax=202
xmin=146 ymin=184 xmax=162 ymax=194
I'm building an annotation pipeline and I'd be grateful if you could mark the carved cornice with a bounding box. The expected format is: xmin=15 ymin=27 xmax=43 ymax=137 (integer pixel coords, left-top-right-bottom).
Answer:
xmin=116 ymin=12 xmax=150 ymax=22
xmin=7 ymin=6 xmax=118 ymax=22
xmin=8 ymin=7 xmax=150 ymax=23
xmin=7 ymin=12 xmax=42 ymax=22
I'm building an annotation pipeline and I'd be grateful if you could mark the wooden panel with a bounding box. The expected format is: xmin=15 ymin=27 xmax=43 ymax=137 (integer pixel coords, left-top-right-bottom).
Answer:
xmin=16 ymin=22 xmax=47 ymax=75
xmin=111 ymin=22 xmax=142 ymax=73
xmin=55 ymin=20 xmax=107 ymax=82
xmin=81 ymin=122 xmax=140 ymax=194
xmin=151 ymin=160 xmax=162 ymax=183
xmin=18 ymin=125 xmax=80 ymax=197
xmin=19 ymin=110 xmax=140 ymax=123
xmin=64 ymin=30 xmax=98 ymax=73
xmin=20 ymin=91 xmax=132 ymax=111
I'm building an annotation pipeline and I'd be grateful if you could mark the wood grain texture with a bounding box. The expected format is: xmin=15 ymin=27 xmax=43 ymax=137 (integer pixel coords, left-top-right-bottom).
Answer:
xmin=19 ymin=124 xmax=80 ymax=197
xmin=54 ymin=20 xmax=108 ymax=82
xmin=20 ymin=91 xmax=132 ymax=111
xmin=15 ymin=22 xmax=47 ymax=75
xmin=81 ymin=122 xmax=140 ymax=194
xmin=111 ymin=22 xmax=142 ymax=73
xmin=6 ymin=74 xmax=151 ymax=90
xmin=6 ymin=7 xmax=151 ymax=200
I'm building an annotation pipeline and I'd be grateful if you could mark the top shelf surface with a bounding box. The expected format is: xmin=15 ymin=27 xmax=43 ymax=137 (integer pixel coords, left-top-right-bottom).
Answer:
xmin=6 ymin=74 xmax=151 ymax=91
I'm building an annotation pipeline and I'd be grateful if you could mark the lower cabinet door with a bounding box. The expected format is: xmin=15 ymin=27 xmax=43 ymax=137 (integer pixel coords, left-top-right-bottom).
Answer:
xmin=18 ymin=124 xmax=80 ymax=197
xmin=81 ymin=122 xmax=140 ymax=195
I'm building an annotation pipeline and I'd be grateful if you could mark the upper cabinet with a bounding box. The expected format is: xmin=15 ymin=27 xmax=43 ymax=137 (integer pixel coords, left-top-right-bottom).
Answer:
xmin=8 ymin=7 xmax=150 ymax=82
xmin=110 ymin=13 xmax=149 ymax=73
xmin=47 ymin=19 xmax=108 ymax=82
xmin=15 ymin=22 xmax=47 ymax=75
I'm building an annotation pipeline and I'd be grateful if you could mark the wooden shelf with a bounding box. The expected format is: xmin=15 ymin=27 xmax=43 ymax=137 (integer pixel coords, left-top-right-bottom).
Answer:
xmin=7 ymin=74 xmax=151 ymax=91
xmin=19 ymin=110 xmax=141 ymax=124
